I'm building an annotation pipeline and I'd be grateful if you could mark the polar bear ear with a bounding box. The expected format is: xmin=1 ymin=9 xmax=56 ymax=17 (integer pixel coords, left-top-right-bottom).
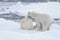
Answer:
xmin=28 ymin=12 xmax=31 ymax=16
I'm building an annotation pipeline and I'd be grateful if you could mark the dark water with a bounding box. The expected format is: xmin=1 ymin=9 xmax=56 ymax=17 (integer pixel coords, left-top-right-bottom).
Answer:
xmin=0 ymin=13 xmax=60 ymax=25
xmin=0 ymin=13 xmax=25 ymax=22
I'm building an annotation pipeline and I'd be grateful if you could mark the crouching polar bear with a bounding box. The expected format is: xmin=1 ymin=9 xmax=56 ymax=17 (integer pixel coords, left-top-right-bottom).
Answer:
xmin=20 ymin=11 xmax=52 ymax=31
xmin=20 ymin=15 xmax=36 ymax=30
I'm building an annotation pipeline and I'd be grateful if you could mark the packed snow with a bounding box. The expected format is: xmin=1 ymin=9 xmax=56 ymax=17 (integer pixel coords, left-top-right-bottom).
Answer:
xmin=0 ymin=2 xmax=60 ymax=40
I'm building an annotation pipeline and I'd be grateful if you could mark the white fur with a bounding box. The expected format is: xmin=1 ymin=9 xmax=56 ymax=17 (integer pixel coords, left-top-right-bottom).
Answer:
xmin=20 ymin=17 xmax=35 ymax=30
xmin=28 ymin=11 xmax=52 ymax=31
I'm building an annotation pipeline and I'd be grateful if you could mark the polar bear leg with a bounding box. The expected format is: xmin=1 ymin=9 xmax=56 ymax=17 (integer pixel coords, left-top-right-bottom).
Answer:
xmin=34 ymin=19 xmax=43 ymax=31
xmin=35 ymin=19 xmax=50 ymax=31
xmin=42 ymin=22 xmax=51 ymax=31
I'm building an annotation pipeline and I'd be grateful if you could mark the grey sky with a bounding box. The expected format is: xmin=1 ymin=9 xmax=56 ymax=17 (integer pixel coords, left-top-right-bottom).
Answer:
xmin=0 ymin=0 xmax=60 ymax=2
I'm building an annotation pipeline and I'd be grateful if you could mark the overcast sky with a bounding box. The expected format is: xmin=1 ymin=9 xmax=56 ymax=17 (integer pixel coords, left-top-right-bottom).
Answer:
xmin=0 ymin=0 xmax=60 ymax=2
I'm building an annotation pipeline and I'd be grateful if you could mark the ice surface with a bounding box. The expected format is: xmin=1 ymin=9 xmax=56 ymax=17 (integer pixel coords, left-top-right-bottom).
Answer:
xmin=0 ymin=18 xmax=60 ymax=40
xmin=8 ymin=2 xmax=60 ymax=18
xmin=0 ymin=2 xmax=60 ymax=18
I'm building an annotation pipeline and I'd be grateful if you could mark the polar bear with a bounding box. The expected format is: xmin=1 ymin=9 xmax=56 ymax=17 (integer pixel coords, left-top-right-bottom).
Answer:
xmin=20 ymin=15 xmax=36 ymax=30
xmin=28 ymin=11 xmax=52 ymax=31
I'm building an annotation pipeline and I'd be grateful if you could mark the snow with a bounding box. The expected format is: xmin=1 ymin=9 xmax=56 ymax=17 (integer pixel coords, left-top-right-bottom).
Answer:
xmin=0 ymin=18 xmax=60 ymax=40
xmin=8 ymin=2 xmax=60 ymax=18
xmin=0 ymin=2 xmax=60 ymax=40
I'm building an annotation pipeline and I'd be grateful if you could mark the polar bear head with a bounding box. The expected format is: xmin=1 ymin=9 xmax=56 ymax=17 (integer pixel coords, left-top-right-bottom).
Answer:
xmin=28 ymin=11 xmax=40 ymax=18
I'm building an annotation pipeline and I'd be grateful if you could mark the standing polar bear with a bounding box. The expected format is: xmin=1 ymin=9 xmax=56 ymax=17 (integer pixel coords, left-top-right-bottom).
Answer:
xmin=28 ymin=11 xmax=52 ymax=31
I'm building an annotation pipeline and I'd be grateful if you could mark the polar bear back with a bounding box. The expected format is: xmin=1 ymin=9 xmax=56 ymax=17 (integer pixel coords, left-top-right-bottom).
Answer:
xmin=29 ymin=12 xmax=52 ymax=26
